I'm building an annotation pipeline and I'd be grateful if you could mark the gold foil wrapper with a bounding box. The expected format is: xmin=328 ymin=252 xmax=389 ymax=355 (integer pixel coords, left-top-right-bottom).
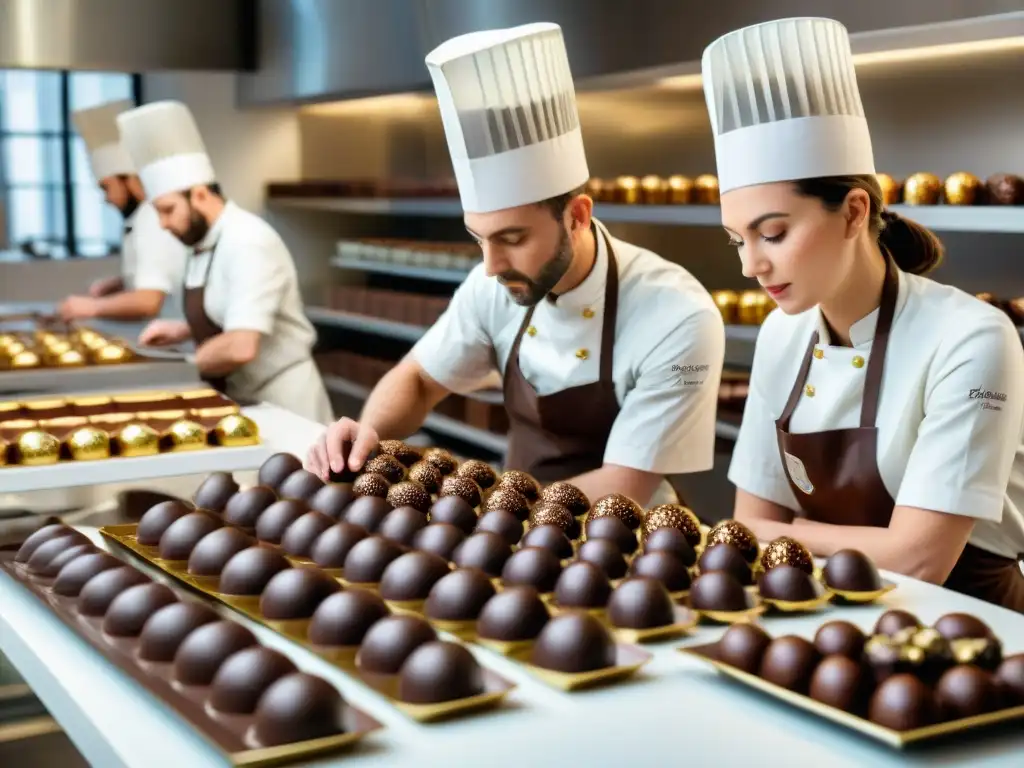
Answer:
xmin=55 ymin=348 xmax=87 ymax=367
xmin=694 ymin=174 xmax=720 ymax=204
xmin=214 ymin=414 xmax=259 ymax=447
xmin=92 ymin=343 xmax=132 ymax=364
xmin=507 ymin=644 xmax=652 ymax=691
xmin=737 ymin=291 xmax=774 ymax=325
xmin=167 ymin=419 xmax=208 ymax=451
xmin=876 ymin=173 xmax=903 ymax=206
xmin=67 ymin=427 xmax=112 ymax=461
xmin=712 ymin=290 xmax=740 ymax=325
xmin=903 ymin=172 xmax=942 ymax=205
xmin=117 ymin=423 xmax=161 ymax=457
xmin=640 ymin=175 xmax=668 ymax=204
xmin=10 ymin=350 xmax=41 ymax=368
xmin=615 ymin=176 xmax=640 ymax=204
xmin=16 ymin=430 xmax=61 ymax=465
xmin=944 ymin=171 xmax=983 ymax=205
xmin=667 ymin=175 xmax=694 ymax=204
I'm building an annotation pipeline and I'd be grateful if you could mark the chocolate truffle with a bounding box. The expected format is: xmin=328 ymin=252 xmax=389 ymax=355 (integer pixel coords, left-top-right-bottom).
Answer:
xmin=398 ymin=641 xmax=485 ymax=703
xmin=641 ymin=504 xmax=701 ymax=547
xmin=950 ymin=637 xmax=1003 ymax=670
xmin=34 ymin=543 xmax=92 ymax=577
xmin=868 ymin=674 xmax=937 ymax=730
xmin=588 ymin=494 xmax=642 ymax=530
xmin=986 ymin=172 xmax=1024 ymax=205
xmin=309 ymin=589 xmax=391 ymax=647
xmin=78 ymin=566 xmax=151 ymax=617
xmin=407 ymin=461 xmax=442 ymax=494
xmin=254 ymin=500 xmax=306 ymax=545
xmin=934 ymin=613 xmax=994 ymax=641
xmin=476 ymin=509 xmax=524 ymax=546
xmin=137 ymin=602 xmax=219 ymax=662
xmin=188 ymin=527 xmax=255 ymax=578
xmin=277 ymin=469 xmax=326 ymax=502
xmin=823 ymin=549 xmax=882 ymax=592
xmin=642 ymin=527 xmax=696 ymax=566
xmin=260 ymin=568 xmax=341 ymax=620
xmin=521 ymin=524 xmax=574 ymax=559
xmin=379 ymin=551 xmax=451 ymax=602
xmin=352 ymin=473 xmax=390 ymax=499
xmin=482 ymin=487 xmax=531 ymax=522
xmin=386 ymin=482 xmax=431 ymax=514
xmin=258 ymin=453 xmax=303 ymax=490
xmin=219 ymin=547 xmax=292 ymax=596
xmin=539 ymin=481 xmax=588 ymax=517
xmin=607 ymin=577 xmax=676 ymax=629
xmin=440 ymin=476 xmax=482 ymax=509
xmin=364 ymin=455 xmax=406 ymax=485
xmin=760 ymin=537 xmax=813 ymax=574
xmin=343 ymin=495 xmax=392 ymax=532
xmin=501 ymin=547 xmax=563 ymax=593
xmin=429 ymin=496 xmax=478 ymax=534
xmin=705 ymin=520 xmax=759 ymax=563
xmin=995 ymin=654 xmax=1024 ymax=705
xmin=585 ymin=516 xmax=637 ymax=555
xmin=530 ymin=612 xmax=616 ymax=673
xmin=378 ymin=506 xmax=428 ymax=547
xmin=936 ymin=665 xmax=998 ymax=720
xmin=716 ymin=623 xmax=771 ymax=674
xmin=137 ymin=500 xmax=192 ymax=546
xmin=342 ymin=536 xmax=405 ymax=584
xmin=280 ymin=511 xmax=336 ymax=557
xmin=173 ymin=621 xmax=258 ymax=686
xmin=102 ymin=582 xmax=178 ymax=637
xmin=53 ymin=552 xmax=121 ymax=597
xmin=629 ymin=551 xmax=692 ymax=593
xmin=528 ymin=502 xmax=578 ymax=538
xmin=224 ymin=486 xmax=277 ymax=530
xmin=814 ymin=621 xmax=866 ymax=659
xmin=357 ymin=615 xmax=437 ymax=674
xmin=24 ymin=532 xmax=89 ymax=574
xmin=15 ymin=523 xmax=70 ymax=563
xmin=193 ymin=472 xmax=239 ymax=512
xmin=411 ymin=523 xmax=466 ymax=561
xmin=251 ymin=673 xmax=346 ymax=746
xmin=310 ymin=522 xmax=369 ymax=568
xmin=688 ymin=571 xmax=751 ymax=613
xmin=309 ymin=483 xmax=355 ymax=519
xmin=497 ymin=470 xmax=540 ymax=502
xmin=758 ymin=564 xmax=820 ymax=603
xmin=452 ymin=532 xmax=512 ymax=577
xmin=873 ymin=610 xmax=921 ymax=637
xmin=210 ymin=647 xmax=298 ymax=714
xmin=378 ymin=439 xmax=422 ymax=468
xmin=759 ymin=636 xmax=820 ymax=693
xmin=553 ymin=561 xmax=612 ymax=609
xmin=698 ymin=543 xmax=752 ymax=586
xmin=424 ymin=569 xmax=497 ymax=622
xmin=326 ymin=440 xmax=373 ymax=483
xmin=423 ymin=448 xmax=457 ymax=475
xmin=456 ymin=459 xmax=498 ymax=490
xmin=864 ymin=634 xmax=914 ymax=684
xmin=477 ymin=586 xmax=550 ymax=641
xmin=577 ymin=539 xmax=628 ymax=580
xmin=810 ymin=655 xmax=870 ymax=714
xmin=158 ymin=512 xmax=223 ymax=561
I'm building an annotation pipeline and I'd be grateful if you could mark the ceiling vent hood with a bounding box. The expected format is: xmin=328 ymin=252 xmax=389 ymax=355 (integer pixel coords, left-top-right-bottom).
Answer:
xmin=0 ymin=0 xmax=255 ymax=71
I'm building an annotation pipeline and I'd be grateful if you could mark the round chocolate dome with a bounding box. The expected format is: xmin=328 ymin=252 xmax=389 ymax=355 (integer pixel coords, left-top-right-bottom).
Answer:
xmin=606 ymin=577 xmax=676 ymax=629
xmin=78 ymin=566 xmax=152 ymax=617
xmin=173 ymin=621 xmax=258 ymax=686
xmin=429 ymin=496 xmax=478 ymax=534
xmin=218 ymin=547 xmax=292 ymax=596
xmin=187 ymin=527 xmax=255 ymax=577
xmin=477 ymin=586 xmax=550 ymax=642
xmin=500 ymin=547 xmax=563 ymax=593
xmin=397 ymin=641 xmax=485 ymax=704
xmin=530 ymin=612 xmax=616 ymax=672
xmin=356 ymin=615 xmax=437 ymax=675
xmin=137 ymin=601 xmax=220 ymax=662
xmin=308 ymin=589 xmax=391 ymax=647
xmin=309 ymin=522 xmax=369 ymax=569
xmin=102 ymin=582 xmax=178 ymax=637
xmin=258 ymin=453 xmax=303 ymax=491
xmin=309 ymin=483 xmax=356 ymax=519
xmin=210 ymin=647 xmax=298 ymax=714
xmin=193 ymin=472 xmax=239 ymax=512
xmin=251 ymin=673 xmax=346 ymax=747
xmin=377 ymin=506 xmax=428 ymax=547
xmin=277 ymin=469 xmax=326 ymax=502
xmin=411 ymin=523 xmax=466 ymax=561
xmin=224 ymin=486 xmax=277 ymax=530
xmin=521 ymin=524 xmax=574 ymax=559
xmin=259 ymin=568 xmax=341 ymax=621
xmin=254 ymin=500 xmax=307 ymax=545
xmin=279 ymin=511 xmax=336 ymax=558
xmin=343 ymin=495 xmax=392 ymax=533
xmin=158 ymin=512 xmax=223 ymax=561
xmin=576 ymin=539 xmax=628 ymax=580
xmin=378 ymin=551 xmax=452 ymax=602
xmin=554 ymin=561 xmax=612 ymax=609
xmin=342 ymin=536 xmax=405 ymax=585
xmin=452 ymin=531 xmax=512 ymax=577
xmin=137 ymin=501 xmax=193 ymax=546
xmin=424 ymin=568 xmax=497 ymax=622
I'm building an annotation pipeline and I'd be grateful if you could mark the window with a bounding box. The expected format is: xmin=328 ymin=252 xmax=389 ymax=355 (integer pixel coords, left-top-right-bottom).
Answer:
xmin=0 ymin=70 xmax=141 ymax=258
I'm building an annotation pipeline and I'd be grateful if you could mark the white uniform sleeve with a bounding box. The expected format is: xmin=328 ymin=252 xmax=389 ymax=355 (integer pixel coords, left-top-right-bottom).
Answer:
xmin=411 ymin=266 xmax=499 ymax=393
xmin=221 ymin=243 xmax=289 ymax=336
xmin=896 ymin=316 xmax=1024 ymax=520
xmin=130 ymin=205 xmax=188 ymax=294
xmin=603 ymin=307 xmax=725 ymax=474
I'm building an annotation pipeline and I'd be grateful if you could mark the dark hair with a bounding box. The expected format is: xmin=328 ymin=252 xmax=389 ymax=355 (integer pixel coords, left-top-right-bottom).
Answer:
xmin=537 ymin=184 xmax=586 ymax=220
xmin=793 ymin=175 xmax=944 ymax=275
xmin=186 ymin=182 xmax=224 ymax=202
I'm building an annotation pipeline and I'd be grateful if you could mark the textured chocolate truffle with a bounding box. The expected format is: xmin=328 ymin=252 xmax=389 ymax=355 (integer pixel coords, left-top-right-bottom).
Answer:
xmin=193 ymin=472 xmax=239 ymax=512
xmin=260 ymin=568 xmax=341 ymax=620
xmin=309 ymin=483 xmax=355 ymax=519
xmin=642 ymin=527 xmax=696 ymax=566
xmin=528 ymin=502 xmax=578 ymax=538
xmin=607 ymin=577 xmax=676 ymax=629
xmin=995 ymin=655 xmax=1024 ymax=705
xmin=531 ymin=612 xmax=616 ymax=673
xmin=497 ymin=470 xmax=540 ymax=502
xmin=357 ymin=615 xmax=437 ymax=674
xmin=950 ymin=637 xmax=1003 ymax=670
xmin=629 ymin=551 xmax=692 ymax=593
xmin=33 ymin=543 xmax=92 ymax=577
xmin=137 ymin=601 xmax=219 ymax=662
xmin=407 ymin=461 xmax=442 ymax=494
xmin=868 ymin=674 xmax=937 ymax=730
xmin=936 ymin=665 xmax=998 ymax=720
xmin=379 ymin=551 xmax=451 ymax=602
xmin=425 ymin=568 xmax=497 ymax=622
xmin=378 ymin=506 xmax=428 ymax=547
xmin=477 ymin=586 xmax=550 ymax=641
xmin=411 ymin=523 xmax=466 ymax=561
xmin=251 ymin=673 xmax=346 ymax=746
xmin=585 ymin=516 xmax=638 ymax=555
xmin=352 ymin=473 xmax=390 ymax=499
xmin=456 ymin=459 xmax=498 ymax=490
xmin=814 ymin=621 xmax=866 ymax=659
xmin=759 ymin=636 xmax=821 ymax=693
xmin=688 ymin=571 xmax=751 ymax=612
xmin=823 ymin=549 xmax=882 ymax=592
xmin=378 ymin=439 xmax=422 ymax=468
xmin=78 ymin=566 xmax=151 ymax=616
xmin=310 ymin=522 xmax=369 ymax=568
xmin=539 ymin=481 xmax=588 ymax=517
xmin=102 ymin=583 xmax=178 ymax=637
xmin=521 ymin=524 xmax=574 ymax=559
xmin=482 ymin=487 xmax=531 ymax=522
xmin=224 ymin=486 xmax=277 ymax=530
xmin=53 ymin=552 xmax=121 ymax=597
xmin=386 ymin=481 xmax=431 ymax=514
xmin=698 ymin=543 xmax=752 ymax=585
xmin=343 ymin=536 xmax=405 ymax=584
xmin=760 ymin=537 xmax=813 ymax=574
xmin=343 ymin=495 xmax=392 ymax=532
xmin=219 ymin=547 xmax=292 ymax=596
xmin=873 ymin=610 xmax=921 ymax=637
xmin=553 ymin=561 xmax=612 ymax=609
xmin=429 ymin=496 xmax=478 ymax=534
xmin=309 ymin=589 xmax=391 ymax=647
xmin=253 ymin=500 xmax=305 ymax=545
xmin=577 ymin=539 xmax=628 ymax=580
xmin=501 ymin=547 xmax=563 ymax=593
xmin=173 ymin=621 xmax=258 ymax=686
xmin=423 ymin=448 xmax=457 ymax=475
xmin=398 ymin=641 xmax=485 ymax=704
xmin=476 ymin=509 xmax=524 ymax=546
xmin=364 ymin=455 xmax=406 ymax=485
xmin=758 ymin=564 xmax=819 ymax=602
xmin=158 ymin=512 xmax=222 ymax=561
xmin=588 ymin=493 xmax=642 ymax=530
xmin=210 ymin=647 xmax=298 ymax=714
xmin=137 ymin=500 xmax=192 ymax=546
xmin=440 ymin=475 xmax=482 ymax=509
xmin=187 ymin=527 xmax=256 ymax=579
xmin=15 ymin=523 xmax=70 ymax=563
xmin=280 ymin=511 xmax=336 ymax=557
xmin=986 ymin=172 xmax=1024 ymax=205
xmin=934 ymin=613 xmax=994 ymax=641
xmin=716 ymin=623 xmax=771 ymax=674
xmin=705 ymin=520 xmax=759 ymax=563
xmin=452 ymin=531 xmax=513 ymax=577
xmin=258 ymin=453 xmax=303 ymax=490
xmin=278 ymin=469 xmax=326 ymax=502
xmin=810 ymin=655 xmax=870 ymax=714
xmin=641 ymin=504 xmax=701 ymax=547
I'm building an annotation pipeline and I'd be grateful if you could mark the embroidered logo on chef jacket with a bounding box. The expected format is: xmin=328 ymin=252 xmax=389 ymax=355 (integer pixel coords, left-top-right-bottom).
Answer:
xmin=970 ymin=388 xmax=1008 ymax=412
xmin=672 ymin=363 xmax=711 ymax=386
xmin=784 ymin=452 xmax=815 ymax=495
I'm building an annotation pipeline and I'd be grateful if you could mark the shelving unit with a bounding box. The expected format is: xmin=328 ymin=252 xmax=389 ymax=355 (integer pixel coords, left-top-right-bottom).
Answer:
xmin=331 ymin=256 xmax=470 ymax=284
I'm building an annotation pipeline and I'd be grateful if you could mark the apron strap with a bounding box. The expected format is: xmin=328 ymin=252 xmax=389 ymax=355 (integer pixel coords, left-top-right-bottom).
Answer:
xmin=598 ymin=226 xmax=619 ymax=383
xmin=859 ymin=256 xmax=899 ymax=428
xmin=778 ymin=332 xmax=818 ymax=431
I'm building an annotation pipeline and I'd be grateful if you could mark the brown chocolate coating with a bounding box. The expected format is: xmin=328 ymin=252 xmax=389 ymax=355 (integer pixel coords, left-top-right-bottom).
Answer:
xmin=78 ymin=566 xmax=151 ymax=616
xmin=386 ymin=481 xmax=431 ymax=514
xmin=397 ymin=641 xmax=485 ymax=704
xmin=53 ymin=552 xmax=121 ymax=597
xmin=476 ymin=509 xmax=524 ymax=546
xmin=277 ymin=469 xmax=326 ymax=501
xmin=540 ymin=481 xmax=589 ymax=517
xmin=553 ymin=561 xmax=612 ymax=609
xmin=258 ymin=452 xmax=303 ymax=490
xmin=423 ymin=448 xmax=457 ymax=475
xmin=934 ymin=613 xmax=994 ymax=641
xmin=577 ymin=539 xmax=628 ymax=579
xmin=210 ymin=647 xmax=298 ymax=714
xmin=501 ymin=547 xmax=563 ymax=593
xmin=868 ymin=674 xmax=937 ymax=730
xmin=342 ymin=536 xmax=405 ymax=584
xmin=688 ymin=571 xmax=751 ymax=612
xmin=352 ymin=473 xmax=390 ymax=499
xmin=424 ymin=568 xmax=497 ymax=622
xmin=497 ymin=470 xmax=541 ymax=502
xmin=429 ymin=496 xmax=478 ymax=534
xmin=585 ymin=516 xmax=638 ymax=555
xmin=641 ymin=504 xmax=701 ymax=547
xmin=995 ymin=654 xmax=1024 ymax=705
xmin=137 ymin=602 xmax=219 ymax=661
xmin=357 ymin=615 xmax=437 ymax=674
xmin=607 ymin=577 xmax=676 ymax=629
xmin=193 ymin=472 xmax=239 ymax=512
xmin=629 ymin=551 xmax=692 ymax=593
xmin=642 ymin=527 xmax=696 ymax=566
xmin=810 ymin=655 xmax=870 ymax=714
xmin=378 ymin=439 xmax=422 ymax=468
xmin=873 ymin=610 xmax=921 ymax=637
xmin=173 ymin=621 xmax=258 ymax=686
xmin=483 ymin=487 xmax=531 ymax=521
xmin=254 ymin=500 xmax=306 ymax=545
xmin=440 ymin=475 xmax=482 ymax=509
xmin=705 ymin=520 xmax=759 ymax=563
xmin=309 ymin=483 xmax=355 ymax=519
xmin=189 ymin=528 xmax=257 ymax=579
xmin=521 ymin=524 xmax=574 ymax=559
xmin=35 ymin=543 xmax=93 ymax=577
xmin=716 ymin=623 xmax=771 ymax=674
xmin=251 ymin=673 xmax=346 ymax=746
xmin=477 ymin=585 xmax=550 ymax=641
xmin=224 ymin=486 xmax=277 ymax=530
xmin=698 ymin=543 xmax=752 ymax=586
xmin=137 ymin=501 xmax=192 ymax=546
xmin=758 ymin=564 xmax=819 ymax=602
xmin=343 ymin=495 xmax=392 ymax=532
xmin=364 ymin=454 xmax=406 ymax=485
xmin=310 ymin=522 xmax=369 ymax=568
xmin=411 ymin=523 xmax=466 ymax=561
xmin=456 ymin=459 xmax=498 ymax=490
xmin=452 ymin=531 xmax=512 ymax=577
xmin=378 ymin=506 xmax=428 ymax=547
xmin=986 ymin=173 xmax=1024 ymax=205
xmin=379 ymin=551 xmax=452 ymax=602
xmin=760 ymin=537 xmax=813 ymax=574
xmin=950 ymin=637 xmax=1003 ymax=670
xmin=530 ymin=612 xmax=616 ymax=673
xmin=309 ymin=589 xmax=391 ymax=647
xmin=759 ymin=636 xmax=821 ymax=693
xmin=814 ymin=621 xmax=866 ymax=659
xmin=24 ymin=532 xmax=90 ymax=574
xmin=218 ymin=546 xmax=291 ymax=596
xmin=407 ymin=461 xmax=442 ymax=494
xmin=15 ymin=523 xmax=70 ymax=563
xmin=158 ymin=512 xmax=223 ymax=561
xmin=528 ymin=502 xmax=578 ymax=538
xmin=936 ymin=665 xmax=999 ymax=720
xmin=823 ymin=549 xmax=882 ymax=592
xmin=260 ymin=568 xmax=341 ymax=620
xmin=102 ymin=583 xmax=178 ymax=637
xmin=279 ymin=511 xmax=335 ymax=557
xmin=327 ymin=440 xmax=371 ymax=483
xmin=588 ymin=493 xmax=642 ymax=530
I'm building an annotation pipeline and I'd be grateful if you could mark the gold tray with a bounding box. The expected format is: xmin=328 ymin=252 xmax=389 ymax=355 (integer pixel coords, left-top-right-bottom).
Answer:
xmin=507 ymin=644 xmax=652 ymax=691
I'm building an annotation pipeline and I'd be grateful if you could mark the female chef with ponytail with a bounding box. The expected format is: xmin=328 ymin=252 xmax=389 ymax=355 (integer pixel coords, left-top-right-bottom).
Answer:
xmin=703 ymin=17 xmax=1024 ymax=611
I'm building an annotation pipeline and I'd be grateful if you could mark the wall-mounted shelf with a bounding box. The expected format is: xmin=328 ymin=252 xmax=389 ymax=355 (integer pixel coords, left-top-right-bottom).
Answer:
xmin=306 ymin=307 xmax=426 ymax=342
xmin=331 ymin=256 xmax=471 ymax=284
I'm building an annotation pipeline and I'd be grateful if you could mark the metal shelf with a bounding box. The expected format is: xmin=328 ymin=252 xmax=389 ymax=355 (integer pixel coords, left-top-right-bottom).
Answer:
xmin=306 ymin=307 xmax=426 ymax=343
xmin=331 ymin=256 xmax=471 ymax=284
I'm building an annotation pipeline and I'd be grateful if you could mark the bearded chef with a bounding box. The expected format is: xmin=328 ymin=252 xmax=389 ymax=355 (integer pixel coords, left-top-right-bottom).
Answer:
xmin=115 ymin=100 xmax=333 ymax=424
xmin=307 ymin=22 xmax=725 ymax=507
xmin=706 ymin=17 xmax=1024 ymax=610
xmin=57 ymin=100 xmax=187 ymax=321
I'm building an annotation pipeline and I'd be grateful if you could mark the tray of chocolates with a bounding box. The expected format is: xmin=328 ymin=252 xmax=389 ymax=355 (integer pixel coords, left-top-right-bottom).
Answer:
xmin=879 ymin=171 xmax=1024 ymax=206
xmin=2 ymin=523 xmax=383 ymax=765
xmin=585 ymin=174 xmax=721 ymax=205
xmin=680 ymin=610 xmax=1024 ymax=748
xmin=0 ymin=322 xmax=140 ymax=371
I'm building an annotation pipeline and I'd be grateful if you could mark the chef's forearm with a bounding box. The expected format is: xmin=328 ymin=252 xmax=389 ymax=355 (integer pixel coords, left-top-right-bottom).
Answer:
xmin=567 ymin=464 xmax=663 ymax=509
xmin=91 ymin=289 xmax=166 ymax=320
xmin=194 ymin=331 xmax=259 ymax=376
xmin=359 ymin=359 xmax=450 ymax=440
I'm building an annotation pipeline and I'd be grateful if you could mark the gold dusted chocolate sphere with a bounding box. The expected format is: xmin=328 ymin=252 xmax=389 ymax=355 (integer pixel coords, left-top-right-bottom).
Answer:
xmin=498 ymin=469 xmax=541 ymax=503
xmin=423 ymin=447 xmax=457 ymax=476
xmin=11 ymin=350 xmax=40 ymax=369
xmin=118 ymin=423 xmax=160 ymax=457
xmin=456 ymin=458 xmax=498 ymax=490
xmin=377 ymin=439 xmax=422 ymax=468
xmin=529 ymin=502 xmax=576 ymax=534
xmin=168 ymin=419 xmax=208 ymax=451
xmin=387 ymin=481 xmax=432 ymax=513
xmin=642 ymin=504 xmax=702 ymax=547
xmin=944 ymin=172 xmax=983 ymax=206
xmin=482 ymin=487 xmax=530 ymax=520
xmin=640 ymin=175 xmax=668 ymax=205
xmin=56 ymin=349 xmax=87 ymax=367
xmin=615 ymin=176 xmax=640 ymax=204
xmin=588 ymin=493 xmax=643 ymax=530
xmin=353 ymin=472 xmax=390 ymax=498
xmin=875 ymin=174 xmax=902 ymax=206
xmin=67 ymin=427 xmax=111 ymax=461
xmin=17 ymin=430 xmax=61 ymax=465
xmin=407 ymin=460 xmax=442 ymax=494
xmin=706 ymin=520 xmax=759 ymax=563
xmin=539 ymin=481 xmax=590 ymax=517
xmin=903 ymin=172 xmax=942 ymax=205
xmin=712 ymin=290 xmax=740 ymax=325
xmin=667 ymin=175 xmax=694 ymax=204
xmin=760 ymin=536 xmax=813 ymax=574
xmin=215 ymin=414 xmax=259 ymax=447
xmin=694 ymin=174 xmax=720 ymax=204
xmin=94 ymin=343 xmax=132 ymax=364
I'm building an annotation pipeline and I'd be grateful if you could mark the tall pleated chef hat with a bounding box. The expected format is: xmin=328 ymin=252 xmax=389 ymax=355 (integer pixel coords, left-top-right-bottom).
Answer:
xmin=701 ymin=17 xmax=875 ymax=195
xmin=71 ymin=100 xmax=136 ymax=182
xmin=426 ymin=22 xmax=589 ymax=213
xmin=116 ymin=100 xmax=216 ymax=201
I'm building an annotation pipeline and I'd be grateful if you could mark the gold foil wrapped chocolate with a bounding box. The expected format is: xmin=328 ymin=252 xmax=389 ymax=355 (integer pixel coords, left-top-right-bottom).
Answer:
xmin=588 ymin=493 xmax=642 ymax=530
xmin=16 ymin=430 xmax=61 ymax=465
xmin=67 ymin=426 xmax=112 ymax=461
xmin=93 ymin=343 xmax=132 ymax=364
xmin=667 ymin=175 xmax=694 ymax=204
xmin=214 ymin=414 xmax=259 ymax=447
xmin=117 ymin=423 xmax=161 ymax=457
xmin=55 ymin=349 xmax=87 ymax=367
xmin=615 ymin=176 xmax=640 ymax=204
xmin=585 ymin=177 xmax=608 ymax=202
xmin=167 ymin=419 xmax=208 ymax=451
xmin=944 ymin=172 xmax=983 ymax=206
xmin=694 ymin=174 xmax=720 ymax=204
xmin=903 ymin=172 xmax=942 ymax=205
xmin=706 ymin=520 xmax=759 ymax=563
xmin=712 ymin=290 xmax=740 ymax=325
xmin=737 ymin=291 xmax=774 ymax=325
xmin=640 ymin=175 xmax=668 ymax=205
xmin=875 ymin=173 xmax=902 ymax=206
xmin=760 ymin=536 xmax=813 ymax=574
xmin=641 ymin=504 xmax=701 ymax=546
xmin=10 ymin=350 xmax=41 ymax=368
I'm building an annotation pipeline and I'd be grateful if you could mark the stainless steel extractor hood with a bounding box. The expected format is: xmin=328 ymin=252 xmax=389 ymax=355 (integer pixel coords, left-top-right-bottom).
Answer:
xmin=0 ymin=0 xmax=255 ymax=71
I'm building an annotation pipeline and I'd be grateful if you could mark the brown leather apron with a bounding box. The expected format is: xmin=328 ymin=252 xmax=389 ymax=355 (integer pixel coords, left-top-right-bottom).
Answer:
xmin=776 ymin=258 xmax=1024 ymax=613
xmin=183 ymin=245 xmax=229 ymax=394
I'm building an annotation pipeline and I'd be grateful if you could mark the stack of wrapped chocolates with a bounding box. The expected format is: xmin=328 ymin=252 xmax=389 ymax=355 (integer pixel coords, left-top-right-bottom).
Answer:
xmin=880 ymin=171 xmax=1024 ymax=206
xmin=586 ymin=175 xmax=720 ymax=205
xmin=711 ymin=290 xmax=776 ymax=326
xmin=0 ymin=325 xmax=133 ymax=370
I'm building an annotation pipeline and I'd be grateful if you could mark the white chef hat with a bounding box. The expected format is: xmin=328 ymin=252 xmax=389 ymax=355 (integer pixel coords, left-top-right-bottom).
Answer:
xmin=71 ymin=100 xmax=136 ymax=182
xmin=426 ymin=22 xmax=589 ymax=214
xmin=702 ymin=17 xmax=875 ymax=195
xmin=116 ymin=100 xmax=217 ymax=201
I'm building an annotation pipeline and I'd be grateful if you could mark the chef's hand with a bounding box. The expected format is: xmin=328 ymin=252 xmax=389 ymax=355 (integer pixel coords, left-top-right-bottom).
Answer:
xmin=88 ymin=276 xmax=124 ymax=297
xmin=58 ymin=295 xmax=99 ymax=321
xmin=306 ymin=417 xmax=379 ymax=481
xmin=139 ymin=319 xmax=190 ymax=347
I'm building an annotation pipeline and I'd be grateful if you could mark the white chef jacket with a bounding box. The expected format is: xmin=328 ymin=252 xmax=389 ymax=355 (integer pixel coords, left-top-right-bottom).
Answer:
xmin=412 ymin=220 xmax=726 ymax=475
xmin=730 ymin=268 xmax=1024 ymax=560
xmin=121 ymin=201 xmax=187 ymax=294
xmin=184 ymin=201 xmax=333 ymax=425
